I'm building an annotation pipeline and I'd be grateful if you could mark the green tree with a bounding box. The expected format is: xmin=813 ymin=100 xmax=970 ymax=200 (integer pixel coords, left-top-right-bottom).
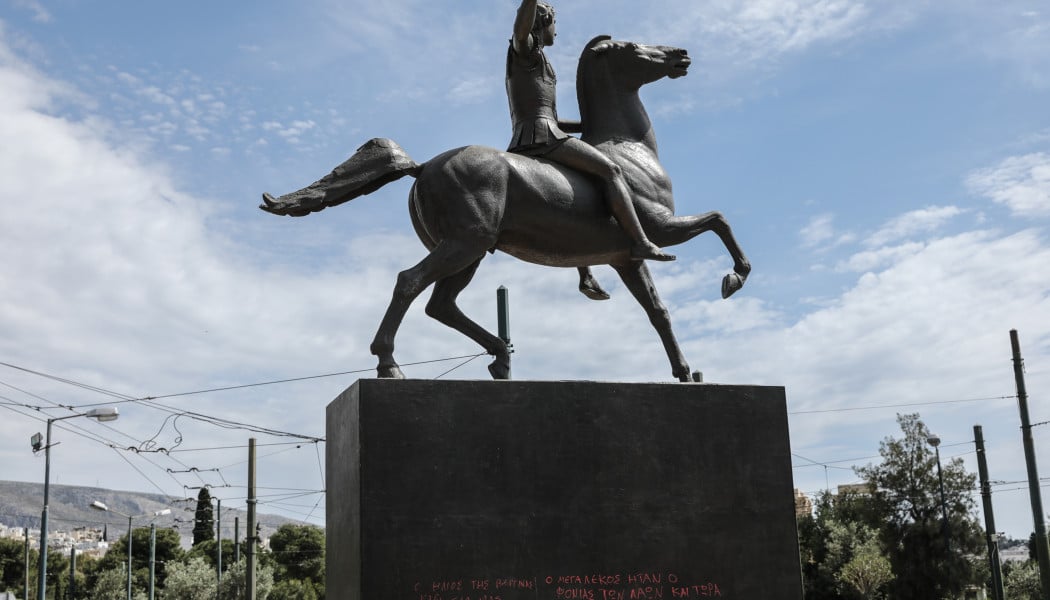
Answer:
xmin=91 ymin=563 xmax=146 ymax=600
xmin=0 ymin=536 xmax=33 ymax=594
xmin=837 ymin=537 xmax=892 ymax=599
xmin=98 ymin=525 xmax=185 ymax=594
xmin=186 ymin=537 xmax=237 ymax=573
xmin=797 ymin=489 xmax=883 ymax=600
xmin=269 ymin=524 xmax=324 ymax=598
xmin=160 ymin=556 xmax=215 ymax=600
xmin=856 ymin=413 xmax=984 ymax=599
xmin=1005 ymin=561 xmax=1041 ymax=600
xmin=193 ymin=488 xmax=215 ymax=547
xmin=271 ymin=578 xmax=319 ymax=600
xmin=219 ymin=558 xmax=275 ymax=600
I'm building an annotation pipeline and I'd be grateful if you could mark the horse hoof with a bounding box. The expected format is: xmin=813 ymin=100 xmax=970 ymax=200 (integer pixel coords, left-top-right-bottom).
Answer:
xmin=377 ymin=365 xmax=405 ymax=379
xmin=488 ymin=359 xmax=511 ymax=380
xmin=721 ymin=272 xmax=746 ymax=299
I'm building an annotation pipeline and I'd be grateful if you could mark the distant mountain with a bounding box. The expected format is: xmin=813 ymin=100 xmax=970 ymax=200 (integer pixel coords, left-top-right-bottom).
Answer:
xmin=0 ymin=480 xmax=312 ymax=541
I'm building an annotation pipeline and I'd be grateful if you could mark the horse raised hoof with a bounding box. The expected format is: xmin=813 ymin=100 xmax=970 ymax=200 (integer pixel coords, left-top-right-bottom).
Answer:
xmin=376 ymin=364 xmax=406 ymax=379
xmin=721 ymin=272 xmax=747 ymax=299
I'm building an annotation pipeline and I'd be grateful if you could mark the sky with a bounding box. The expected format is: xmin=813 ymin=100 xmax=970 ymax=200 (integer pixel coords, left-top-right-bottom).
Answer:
xmin=1 ymin=0 xmax=1049 ymax=541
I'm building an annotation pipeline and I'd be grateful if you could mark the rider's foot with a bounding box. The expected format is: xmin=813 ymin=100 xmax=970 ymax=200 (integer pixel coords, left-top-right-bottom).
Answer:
xmin=579 ymin=276 xmax=611 ymax=301
xmin=631 ymin=241 xmax=676 ymax=262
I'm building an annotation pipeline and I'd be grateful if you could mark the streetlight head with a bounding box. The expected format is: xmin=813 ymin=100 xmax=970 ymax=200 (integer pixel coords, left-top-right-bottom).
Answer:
xmin=84 ymin=407 xmax=119 ymax=422
xmin=30 ymin=432 xmax=43 ymax=452
xmin=927 ymin=435 xmax=941 ymax=448
xmin=90 ymin=501 xmax=109 ymax=512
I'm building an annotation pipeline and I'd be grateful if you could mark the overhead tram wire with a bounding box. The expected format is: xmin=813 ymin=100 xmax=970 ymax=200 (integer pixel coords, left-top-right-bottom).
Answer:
xmin=2 ymin=353 xmax=492 ymax=443
xmin=43 ymin=353 xmax=492 ymax=408
xmin=789 ymin=394 xmax=1015 ymax=415
xmin=2 ymin=384 xmax=230 ymax=498
xmin=167 ymin=440 xmax=311 ymax=454
xmin=2 ymin=378 xmax=209 ymax=489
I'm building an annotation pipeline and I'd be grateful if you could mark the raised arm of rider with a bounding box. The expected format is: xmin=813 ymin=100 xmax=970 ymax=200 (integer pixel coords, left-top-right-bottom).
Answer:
xmin=512 ymin=0 xmax=539 ymax=55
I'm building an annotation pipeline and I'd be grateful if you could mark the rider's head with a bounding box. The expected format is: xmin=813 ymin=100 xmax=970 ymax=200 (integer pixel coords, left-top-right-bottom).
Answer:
xmin=533 ymin=2 xmax=556 ymax=46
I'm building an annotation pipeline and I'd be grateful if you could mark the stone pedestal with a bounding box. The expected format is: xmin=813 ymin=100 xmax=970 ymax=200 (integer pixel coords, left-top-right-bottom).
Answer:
xmin=327 ymin=379 xmax=801 ymax=600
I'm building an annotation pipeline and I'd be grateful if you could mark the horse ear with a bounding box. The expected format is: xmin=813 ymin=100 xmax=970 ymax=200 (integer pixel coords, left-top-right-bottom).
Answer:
xmin=584 ymin=34 xmax=613 ymax=54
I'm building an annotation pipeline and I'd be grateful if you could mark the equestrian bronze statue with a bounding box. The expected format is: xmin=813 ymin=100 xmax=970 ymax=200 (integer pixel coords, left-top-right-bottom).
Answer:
xmin=261 ymin=34 xmax=751 ymax=382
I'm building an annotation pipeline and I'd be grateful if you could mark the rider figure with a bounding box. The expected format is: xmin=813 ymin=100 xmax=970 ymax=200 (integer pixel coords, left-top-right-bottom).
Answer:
xmin=507 ymin=0 xmax=676 ymax=277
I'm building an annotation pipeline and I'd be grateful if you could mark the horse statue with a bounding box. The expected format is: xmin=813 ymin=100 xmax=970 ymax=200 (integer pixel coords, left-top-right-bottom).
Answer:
xmin=260 ymin=35 xmax=751 ymax=382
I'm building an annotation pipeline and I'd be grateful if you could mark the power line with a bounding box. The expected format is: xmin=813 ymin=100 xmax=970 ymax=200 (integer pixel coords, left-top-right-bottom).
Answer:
xmin=789 ymin=395 xmax=1012 ymax=414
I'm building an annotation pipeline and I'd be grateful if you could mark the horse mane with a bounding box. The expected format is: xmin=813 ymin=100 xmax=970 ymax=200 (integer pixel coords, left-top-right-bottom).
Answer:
xmin=576 ymin=35 xmax=614 ymax=131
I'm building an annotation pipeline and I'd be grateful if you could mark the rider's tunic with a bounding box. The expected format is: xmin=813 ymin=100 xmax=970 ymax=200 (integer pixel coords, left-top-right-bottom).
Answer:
xmin=506 ymin=34 xmax=570 ymax=156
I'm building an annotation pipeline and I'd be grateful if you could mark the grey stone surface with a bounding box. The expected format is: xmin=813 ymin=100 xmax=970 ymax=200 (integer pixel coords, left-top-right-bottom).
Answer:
xmin=327 ymin=379 xmax=801 ymax=600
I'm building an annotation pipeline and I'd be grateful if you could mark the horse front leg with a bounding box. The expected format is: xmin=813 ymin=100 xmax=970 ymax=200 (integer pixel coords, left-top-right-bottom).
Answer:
xmin=650 ymin=210 xmax=751 ymax=298
xmin=612 ymin=261 xmax=692 ymax=382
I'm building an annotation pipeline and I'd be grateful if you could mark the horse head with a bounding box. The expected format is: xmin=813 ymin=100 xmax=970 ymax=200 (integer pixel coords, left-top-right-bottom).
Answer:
xmin=579 ymin=35 xmax=691 ymax=89
xmin=576 ymin=36 xmax=691 ymax=147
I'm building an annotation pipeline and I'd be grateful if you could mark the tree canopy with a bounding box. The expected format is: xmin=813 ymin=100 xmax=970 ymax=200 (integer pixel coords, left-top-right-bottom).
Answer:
xmin=799 ymin=413 xmax=987 ymax=599
xmin=193 ymin=487 xmax=215 ymax=547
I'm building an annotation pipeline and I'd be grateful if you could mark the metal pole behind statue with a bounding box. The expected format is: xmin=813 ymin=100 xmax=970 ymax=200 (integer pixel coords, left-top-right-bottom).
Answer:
xmin=974 ymin=425 xmax=1005 ymax=600
xmin=1011 ymin=329 xmax=1050 ymax=599
xmin=498 ymin=286 xmax=513 ymax=379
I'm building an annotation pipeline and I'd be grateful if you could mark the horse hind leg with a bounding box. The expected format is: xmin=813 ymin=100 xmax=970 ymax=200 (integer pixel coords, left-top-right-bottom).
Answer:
xmin=425 ymin=258 xmax=512 ymax=379
xmin=370 ymin=241 xmax=489 ymax=379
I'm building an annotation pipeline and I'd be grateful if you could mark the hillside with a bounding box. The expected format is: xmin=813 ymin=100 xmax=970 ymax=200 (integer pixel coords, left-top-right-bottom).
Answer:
xmin=0 ymin=480 xmax=311 ymax=541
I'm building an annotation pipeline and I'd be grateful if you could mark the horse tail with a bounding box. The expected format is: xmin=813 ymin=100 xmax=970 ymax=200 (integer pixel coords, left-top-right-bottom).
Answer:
xmin=259 ymin=138 xmax=423 ymax=217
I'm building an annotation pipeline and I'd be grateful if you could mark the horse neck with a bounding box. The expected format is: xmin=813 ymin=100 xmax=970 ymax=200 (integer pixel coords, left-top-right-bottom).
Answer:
xmin=578 ymin=65 xmax=658 ymax=152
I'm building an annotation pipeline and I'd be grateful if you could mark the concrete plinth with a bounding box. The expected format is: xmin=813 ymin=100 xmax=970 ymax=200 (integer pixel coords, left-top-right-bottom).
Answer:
xmin=327 ymin=379 xmax=801 ymax=600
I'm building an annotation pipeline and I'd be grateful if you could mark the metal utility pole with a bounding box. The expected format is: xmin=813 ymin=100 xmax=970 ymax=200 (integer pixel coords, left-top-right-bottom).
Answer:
xmin=246 ymin=437 xmax=258 ymax=600
xmin=127 ymin=515 xmax=135 ymax=600
xmin=1011 ymin=329 xmax=1050 ymax=599
xmin=927 ymin=435 xmax=951 ymax=553
xmin=23 ymin=527 xmax=29 ymax=600
xmin=216 ymin=497 xmax=222 ymax=595
xmin=234 ymin=515 xmax=241 ymax=600
xmin=149 ymin=523 xmax=157 ymax=600
xmin=974 ymin=425 xmax=1005 ymax=600
xmin=497 ymin=286 xmax=513 ymax=379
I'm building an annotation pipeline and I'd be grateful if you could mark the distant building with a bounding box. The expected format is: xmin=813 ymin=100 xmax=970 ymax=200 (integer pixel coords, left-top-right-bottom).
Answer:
xmin=837 ymin=482 xmax=874 ymax=495
xmin=1001 ymin=545 xmax=1030 ymax=563
xmin=794 ymin=488 xmax=813 ymax=518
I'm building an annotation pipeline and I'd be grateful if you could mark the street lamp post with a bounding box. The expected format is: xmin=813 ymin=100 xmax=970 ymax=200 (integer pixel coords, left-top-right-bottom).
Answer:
xmin=91 ymin=501 xmax=170 ymax=600
xmin=928 ymin=435 xmax=951 ymax=553
xmin=32 ymin=407 xmax=119 ymax=600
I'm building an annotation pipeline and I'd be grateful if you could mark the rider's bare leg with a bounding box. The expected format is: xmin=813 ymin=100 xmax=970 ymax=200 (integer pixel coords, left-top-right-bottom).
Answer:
xmin=578 ymin=267 xmax=610 ymax=301
xmin=546 ymin=139 xmax=675 ymax=262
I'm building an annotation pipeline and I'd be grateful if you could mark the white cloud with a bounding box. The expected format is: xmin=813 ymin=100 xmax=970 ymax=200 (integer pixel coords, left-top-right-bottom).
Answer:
xmin=865 ymin=205 xmax=964 ymax=247
xmin=968 ymin=152 xmax=1050 ymax=217
xmin=800 ymin=213 xmax=855 ymax=249
xmin=837 ymin=241 xmax=925 ymax=272
xmin=447 ymin=76 xmax=497 ymax=105
xmin=13 ymin=0 xmax=52 ymax=23
xmin=800 ymin=214 xmax=835 ymax=247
